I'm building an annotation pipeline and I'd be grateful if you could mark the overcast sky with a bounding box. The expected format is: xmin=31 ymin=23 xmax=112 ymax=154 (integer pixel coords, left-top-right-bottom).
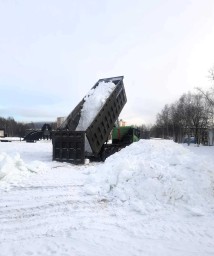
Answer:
xmin=1 ymin=0 xmax=214 ymax=125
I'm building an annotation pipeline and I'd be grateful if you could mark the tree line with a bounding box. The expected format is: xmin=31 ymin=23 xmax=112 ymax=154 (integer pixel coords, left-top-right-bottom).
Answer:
xmin=0 ymin=117 xmax=57 ymax=138
xmin=151 ymin=70 xmax=214 ymax=144
xmin=0 ymin=117 xmax=29 ymax=137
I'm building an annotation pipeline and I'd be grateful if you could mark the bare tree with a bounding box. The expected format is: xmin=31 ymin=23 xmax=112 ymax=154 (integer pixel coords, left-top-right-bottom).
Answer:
xmin=0 ymin=116 xmax=30 ymax=137
xmin=154 ymin=92 xmax=210 ymax=144
xmin=196 ymin=67 xmax=214 ymax=107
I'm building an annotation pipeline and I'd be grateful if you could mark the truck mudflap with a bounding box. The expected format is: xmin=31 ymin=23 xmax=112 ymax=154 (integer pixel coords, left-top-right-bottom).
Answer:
xmin=52 ymin=131 xmax=85 ymax=164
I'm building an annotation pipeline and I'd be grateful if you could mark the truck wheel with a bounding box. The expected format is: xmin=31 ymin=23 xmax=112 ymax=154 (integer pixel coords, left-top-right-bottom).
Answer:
xmin=101 ymin=151 xmax=106 ymax=162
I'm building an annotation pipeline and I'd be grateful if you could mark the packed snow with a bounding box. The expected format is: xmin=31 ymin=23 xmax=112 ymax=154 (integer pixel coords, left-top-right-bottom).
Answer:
xmin=75 ymin=80 xmax=116 ymax=153
xmin=0 ymin=139 xmax=214 ymax=256
xmin=76 ymin=81 xmax=116 ymax=131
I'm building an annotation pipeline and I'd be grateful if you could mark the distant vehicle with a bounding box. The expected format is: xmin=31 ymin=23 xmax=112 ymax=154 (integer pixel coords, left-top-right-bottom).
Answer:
xmin=24 ymin=124 xmax=52 ymax=142
xmin=183 ymin=136 xmax=196 ymax=144
xmin=41 ymin=123 xmax=52 ymax=140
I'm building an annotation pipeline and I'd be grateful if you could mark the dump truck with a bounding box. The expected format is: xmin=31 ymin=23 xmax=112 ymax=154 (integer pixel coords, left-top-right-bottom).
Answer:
xmin=112 ymin=126 xmax=140 ymax=145
xmin=52 ymin=76 xmax=140 ymax=164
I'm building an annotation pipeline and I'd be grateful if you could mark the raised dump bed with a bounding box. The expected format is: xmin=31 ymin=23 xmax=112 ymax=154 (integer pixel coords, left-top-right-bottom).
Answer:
xmin=52 ymin=76 xmax=127 ymax=164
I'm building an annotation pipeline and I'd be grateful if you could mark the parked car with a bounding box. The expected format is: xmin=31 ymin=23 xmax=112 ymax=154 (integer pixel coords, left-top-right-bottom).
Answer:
xmin=183 ymin=136 xmax=196 ymax=144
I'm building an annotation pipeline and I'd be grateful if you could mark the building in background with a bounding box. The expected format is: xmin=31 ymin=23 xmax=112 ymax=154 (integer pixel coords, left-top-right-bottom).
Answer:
xmin=119 ymin=119 xmax=126 ymax=127
xmin=56 ymin=117 xmax=66 ymax=128
xmin=0 ymin=129 xmax=5 ymax=137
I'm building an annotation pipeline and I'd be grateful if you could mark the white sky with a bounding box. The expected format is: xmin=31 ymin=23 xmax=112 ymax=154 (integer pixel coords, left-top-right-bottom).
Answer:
xmin=1 ymin=0 xmax=214 ymax=125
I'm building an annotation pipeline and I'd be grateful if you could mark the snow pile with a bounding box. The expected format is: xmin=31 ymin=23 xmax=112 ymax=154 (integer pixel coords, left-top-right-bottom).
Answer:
xmin=0 ymin=152 xmax=47 ymax=186
xmin=76 ymin=81 xmax=116 ymax=131
xmin=84 ymin=140 xmax=214 ymax=214
xmin=0 ymin=140 xmax=214 ymax=255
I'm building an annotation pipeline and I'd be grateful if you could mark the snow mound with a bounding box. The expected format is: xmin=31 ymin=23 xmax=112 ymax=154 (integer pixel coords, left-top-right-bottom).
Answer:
xmin=0 ymin=153 xmax=47 ymax=187
xmin=84 ymin=140 xmax=214 ymax=214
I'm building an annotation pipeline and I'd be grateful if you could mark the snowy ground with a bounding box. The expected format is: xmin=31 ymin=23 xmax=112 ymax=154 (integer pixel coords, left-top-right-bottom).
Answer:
xmin=0 ymin=139 xmax=214 ymax=256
